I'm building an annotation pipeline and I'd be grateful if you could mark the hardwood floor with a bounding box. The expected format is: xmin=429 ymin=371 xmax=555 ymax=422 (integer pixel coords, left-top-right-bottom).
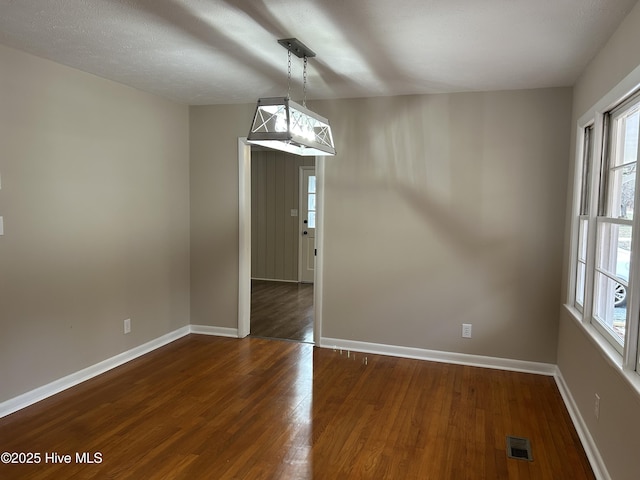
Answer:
xmin=250 ymin=279 xmax=313 ymax=343
xmin=0 ymin=335 xmax=594 ymax=479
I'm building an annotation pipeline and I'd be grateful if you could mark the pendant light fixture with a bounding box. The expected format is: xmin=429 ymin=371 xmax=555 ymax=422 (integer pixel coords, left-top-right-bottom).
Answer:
xmin=247 ymin=38 xmax=336 ymax=156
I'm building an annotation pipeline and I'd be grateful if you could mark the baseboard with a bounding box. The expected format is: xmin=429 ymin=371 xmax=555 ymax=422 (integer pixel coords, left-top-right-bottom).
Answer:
xmin=1 ymin=326 xmax=194 ymax=419
xmin=251 ymin=277 xmax=298 ymax=283
xmin=0 ymin=324 xmax=242 ymax=418
xmin=319 ymin=337 xmax=557 ymax=375
xmin=189 ymin=325 xmax=239 ymax=337
xmin=320 ymin=337 xmax=608 ymax=478
xmin=554 ymin=369 xmax=610 ymax=480
xmin=1 ymin=327 xmax=607 ymax=480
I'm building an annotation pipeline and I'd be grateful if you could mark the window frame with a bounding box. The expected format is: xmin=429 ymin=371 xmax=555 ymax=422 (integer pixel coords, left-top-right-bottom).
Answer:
xmin=569 ymin=85 xmax=640 ymax=375
xmin=573 ymin=125 xmax=593 ymax=313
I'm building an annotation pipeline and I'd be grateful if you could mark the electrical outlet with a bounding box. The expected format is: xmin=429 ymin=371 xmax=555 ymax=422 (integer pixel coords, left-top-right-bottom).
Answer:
xmin=124 ymin=318 xmax=131 ymax=334
xmin=594 ymin=393 xmax=600 ymax=420
xmin=462 ymin=323 xmax=472 ymax=338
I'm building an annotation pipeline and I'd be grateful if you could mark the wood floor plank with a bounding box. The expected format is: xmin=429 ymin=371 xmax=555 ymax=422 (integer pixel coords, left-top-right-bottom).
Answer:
xmin=0 ymin=335 xmax=594 ymax=479
xmin=250 ymin=279 xmax=314 ymax=342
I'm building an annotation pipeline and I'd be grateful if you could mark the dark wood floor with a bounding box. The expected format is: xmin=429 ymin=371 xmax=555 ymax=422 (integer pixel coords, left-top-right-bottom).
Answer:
xmin=0 ymin=335 xmax=593 ymax=479
xmin=250 ymin=279 xmax=313 ymax=343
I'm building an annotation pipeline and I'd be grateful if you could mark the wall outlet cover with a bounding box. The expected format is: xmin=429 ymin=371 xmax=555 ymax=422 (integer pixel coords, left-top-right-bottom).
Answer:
xmin=462 ymin=323 xmax=472 ymax=338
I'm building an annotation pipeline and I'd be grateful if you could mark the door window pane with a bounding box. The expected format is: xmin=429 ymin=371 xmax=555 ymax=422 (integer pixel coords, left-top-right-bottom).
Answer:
xmin=306 ymin=174 xmax=316 ymax=228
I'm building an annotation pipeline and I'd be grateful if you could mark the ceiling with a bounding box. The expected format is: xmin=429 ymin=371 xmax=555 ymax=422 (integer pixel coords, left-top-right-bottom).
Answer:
xmin=0 ymin=0 xmax=637 ymax=105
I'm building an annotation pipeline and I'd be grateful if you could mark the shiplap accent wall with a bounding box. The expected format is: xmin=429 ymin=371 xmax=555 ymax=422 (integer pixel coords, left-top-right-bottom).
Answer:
xmin=251 ymin=149 xmax=315 ymax=281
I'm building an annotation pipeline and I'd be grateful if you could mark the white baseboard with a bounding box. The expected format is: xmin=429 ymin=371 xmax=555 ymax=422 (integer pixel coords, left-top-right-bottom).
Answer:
xmin=1 ymin=327 xmax=607 ymax=480
xmin=251 ymin=277 xmax=298 ymax=283
xmin=320 ymin=336 xmax=608 ymax=479
xmin=189 ymin=324 xmax=239 ymax=337
xmin=319 ymin=337 xmax=557 ymax=375
xmin=554 ymin=369 xmax=610 ymax=480
xmin=0 ymin=324 xmax=242 ymax=419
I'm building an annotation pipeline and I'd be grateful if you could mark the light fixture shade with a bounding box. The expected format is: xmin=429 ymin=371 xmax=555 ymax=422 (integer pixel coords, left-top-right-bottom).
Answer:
xmin=247 ymin=97 xmax=336 ymax=156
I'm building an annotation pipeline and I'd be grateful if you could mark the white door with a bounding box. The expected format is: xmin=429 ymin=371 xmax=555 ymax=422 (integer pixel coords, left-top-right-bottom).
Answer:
xmin=299 ymin=167 xmax=316 ymax=283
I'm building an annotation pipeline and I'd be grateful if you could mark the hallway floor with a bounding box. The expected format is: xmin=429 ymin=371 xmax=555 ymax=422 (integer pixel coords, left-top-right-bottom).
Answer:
xmin=250 ymin=279 xmax=314 ymax=343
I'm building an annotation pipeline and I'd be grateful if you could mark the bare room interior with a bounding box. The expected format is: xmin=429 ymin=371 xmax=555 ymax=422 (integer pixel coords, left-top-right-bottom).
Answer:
xmin=1 ymin=1 xmax=640 ymax=479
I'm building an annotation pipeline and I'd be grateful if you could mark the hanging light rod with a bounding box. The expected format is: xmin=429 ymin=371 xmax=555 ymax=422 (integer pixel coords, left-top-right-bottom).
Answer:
xmin=277 ymin=38 xmax=316 ymax=58
xmin=247 ymin=38 xmax=336 ymax=157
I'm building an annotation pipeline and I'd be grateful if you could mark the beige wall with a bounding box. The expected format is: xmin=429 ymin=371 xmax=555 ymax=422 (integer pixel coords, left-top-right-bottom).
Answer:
xmin=189 ymin=104 xmax=253 ymax=328
xmin=2 ymin=4 xmax=637 ymax=473
xmin=190 ymin=88 xmax=572 ymax=363
xmin=0 ymin=45 xmax=190 ymax=402
xmin=318 ymin=91 xmax=570 ymax=362
xmin=251 ymin=149 xmax=314 ymax=281
xmin=558 ymin=2 xmax=640 ymax=479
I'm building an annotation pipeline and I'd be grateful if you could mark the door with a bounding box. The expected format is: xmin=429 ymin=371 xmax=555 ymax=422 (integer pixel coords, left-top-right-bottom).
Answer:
xmin=299 ymin=167 xmax=316 ymax=283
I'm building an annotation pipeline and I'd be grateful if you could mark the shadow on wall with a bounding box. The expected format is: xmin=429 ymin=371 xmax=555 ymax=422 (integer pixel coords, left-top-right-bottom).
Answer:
xmin=326 ymin=93 xmax=519 ymax=255
xmin=318 ymin=92 xmax=563 ymax=359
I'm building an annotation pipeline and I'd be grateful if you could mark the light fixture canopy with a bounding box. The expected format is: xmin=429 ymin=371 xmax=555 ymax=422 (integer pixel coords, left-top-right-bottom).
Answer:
xmin=247 ymin=39 xmax=336 ymax=156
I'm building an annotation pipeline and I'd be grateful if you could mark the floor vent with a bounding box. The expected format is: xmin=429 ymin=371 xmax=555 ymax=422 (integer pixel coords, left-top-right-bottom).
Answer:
xmin=506 ymin=436 xmax=533 ymax=461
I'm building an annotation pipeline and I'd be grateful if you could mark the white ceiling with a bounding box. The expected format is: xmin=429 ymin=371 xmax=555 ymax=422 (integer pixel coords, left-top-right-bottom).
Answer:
xmin=0 ymin=0 xmax=637 ymax=105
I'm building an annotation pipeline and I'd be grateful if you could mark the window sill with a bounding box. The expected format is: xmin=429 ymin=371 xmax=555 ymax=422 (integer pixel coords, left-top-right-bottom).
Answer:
xmin=563 ymin=303 xmax=640 ymax=400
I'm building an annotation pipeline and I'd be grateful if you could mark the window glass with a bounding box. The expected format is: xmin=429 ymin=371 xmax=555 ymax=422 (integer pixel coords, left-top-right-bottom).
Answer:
xmin=575 ymin=126 xmax=593 ymax=310
xmin=607 ymin=108 xmax=639 ymax=219
xmin=578 ymin=219 xmax=588 ymax=262
xmin=593 ymin=220 xmax=631 ymax=343
xmin=580 ymin=126 xmax=593 ymax=215
xmin=594 ymin=219 xmax=631 ymax=349
xmin=576 ymin=262 xmax=586 ymax=306
xmin=596 ymin=222 xmax=631 ymax=282
xmin=592 ymin=100 xmax=639 ymax=351
xmin=576 ymin=219 xmax=589 ymax=308
xmin=613 ymin=108 xmax=639 ymax=168
xmin=593 ymin=271 xmax=627 ymax=346
xmin=608 ymin=164 xmax=636 ymax=219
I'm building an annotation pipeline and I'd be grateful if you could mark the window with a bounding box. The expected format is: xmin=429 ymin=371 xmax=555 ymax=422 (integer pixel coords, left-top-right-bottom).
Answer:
xmin=593 ymin=100 xmax=639 ymax=353
xmin=575 ymin=125 xmax=593 ymax=311
xmin=573 ymin=90 xmax=640 ymax=361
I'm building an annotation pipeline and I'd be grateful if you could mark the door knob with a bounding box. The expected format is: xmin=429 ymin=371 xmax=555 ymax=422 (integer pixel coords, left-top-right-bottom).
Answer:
xmin=303 ymin=231 xmax=308 ymax=235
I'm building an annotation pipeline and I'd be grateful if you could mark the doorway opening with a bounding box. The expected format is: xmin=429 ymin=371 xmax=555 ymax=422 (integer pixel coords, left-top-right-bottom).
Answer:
xmin=237 ymin=138 xmax=324 ymax=344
